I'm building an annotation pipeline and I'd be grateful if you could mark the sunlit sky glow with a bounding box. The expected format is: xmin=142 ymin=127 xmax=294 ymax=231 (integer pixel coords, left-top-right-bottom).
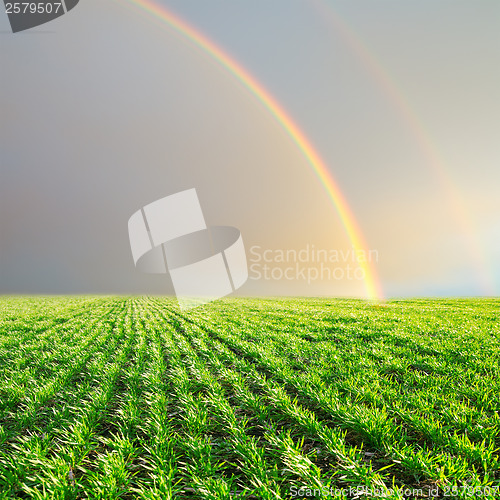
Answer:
xmin=1 ymin=0 xmax=499 ymax=297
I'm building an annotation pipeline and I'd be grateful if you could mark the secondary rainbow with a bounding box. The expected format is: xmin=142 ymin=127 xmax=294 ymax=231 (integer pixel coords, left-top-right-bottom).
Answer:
xmin=117 ymin=0 xmax=383 ymax=300
xmin=312 ymin=0 xmax=494 ymax=295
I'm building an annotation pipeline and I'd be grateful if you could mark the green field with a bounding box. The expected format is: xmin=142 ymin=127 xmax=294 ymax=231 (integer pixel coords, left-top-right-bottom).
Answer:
xmin=0 ymin=297 xmax=499 ymax=499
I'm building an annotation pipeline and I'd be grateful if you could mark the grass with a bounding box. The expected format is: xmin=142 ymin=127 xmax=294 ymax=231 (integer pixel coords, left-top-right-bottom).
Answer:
xmin=0 ymin=296 xmax=499 ymax=499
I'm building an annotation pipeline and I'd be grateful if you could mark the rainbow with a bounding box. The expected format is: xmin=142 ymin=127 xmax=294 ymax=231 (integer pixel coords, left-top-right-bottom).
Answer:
xmin=116 ymin=0 xmax=384 ymax=300
xmin=313 ymin=0 xmax=495 ymax=295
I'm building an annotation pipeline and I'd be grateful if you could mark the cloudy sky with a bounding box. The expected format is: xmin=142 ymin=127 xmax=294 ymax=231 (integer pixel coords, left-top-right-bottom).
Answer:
xmin=1 ymin=0 xmax=499 ymax=298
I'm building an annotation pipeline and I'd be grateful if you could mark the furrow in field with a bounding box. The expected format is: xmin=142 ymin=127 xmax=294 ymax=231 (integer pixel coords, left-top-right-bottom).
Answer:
xmin=213 ymin=309 xmax=500 ymax=473
xmin=75 ymin=298 xmax=155 ymax=496
xmin=134 ymin=299 xmax=184 ymax=499
xmin=0 ymin=301 xmax=126 ymax=427
xmin=131 ymin=297 xmax=235 ymax=499
xmin=209 ymin=302 xmax=499 ymax=423
xmin=0 ymin=299 xmax=121 ymax=376
xmin=171 ymin=304 xmax=490 ymax=487
xmin=234 ymin=309 xmax=500 ymax=477
xmin=0 ymin=297 xmax=112 ymax=354
xmin=149 ymin=300 xmax=401 ymax=498
xmin=145 ymin=299 xmax=287 ymax=500
xmin=0 ymin=303 xmax=122 ymax=414
xmin=155 ymin=301 xmax=404 ymax=497
xmin=0 ymin=300 xmax=136 ymax=498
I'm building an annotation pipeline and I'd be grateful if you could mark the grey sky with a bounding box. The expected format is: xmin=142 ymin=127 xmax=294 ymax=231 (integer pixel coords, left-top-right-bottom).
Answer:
xmin=1 ymin=1 xmax=499 ymax=297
